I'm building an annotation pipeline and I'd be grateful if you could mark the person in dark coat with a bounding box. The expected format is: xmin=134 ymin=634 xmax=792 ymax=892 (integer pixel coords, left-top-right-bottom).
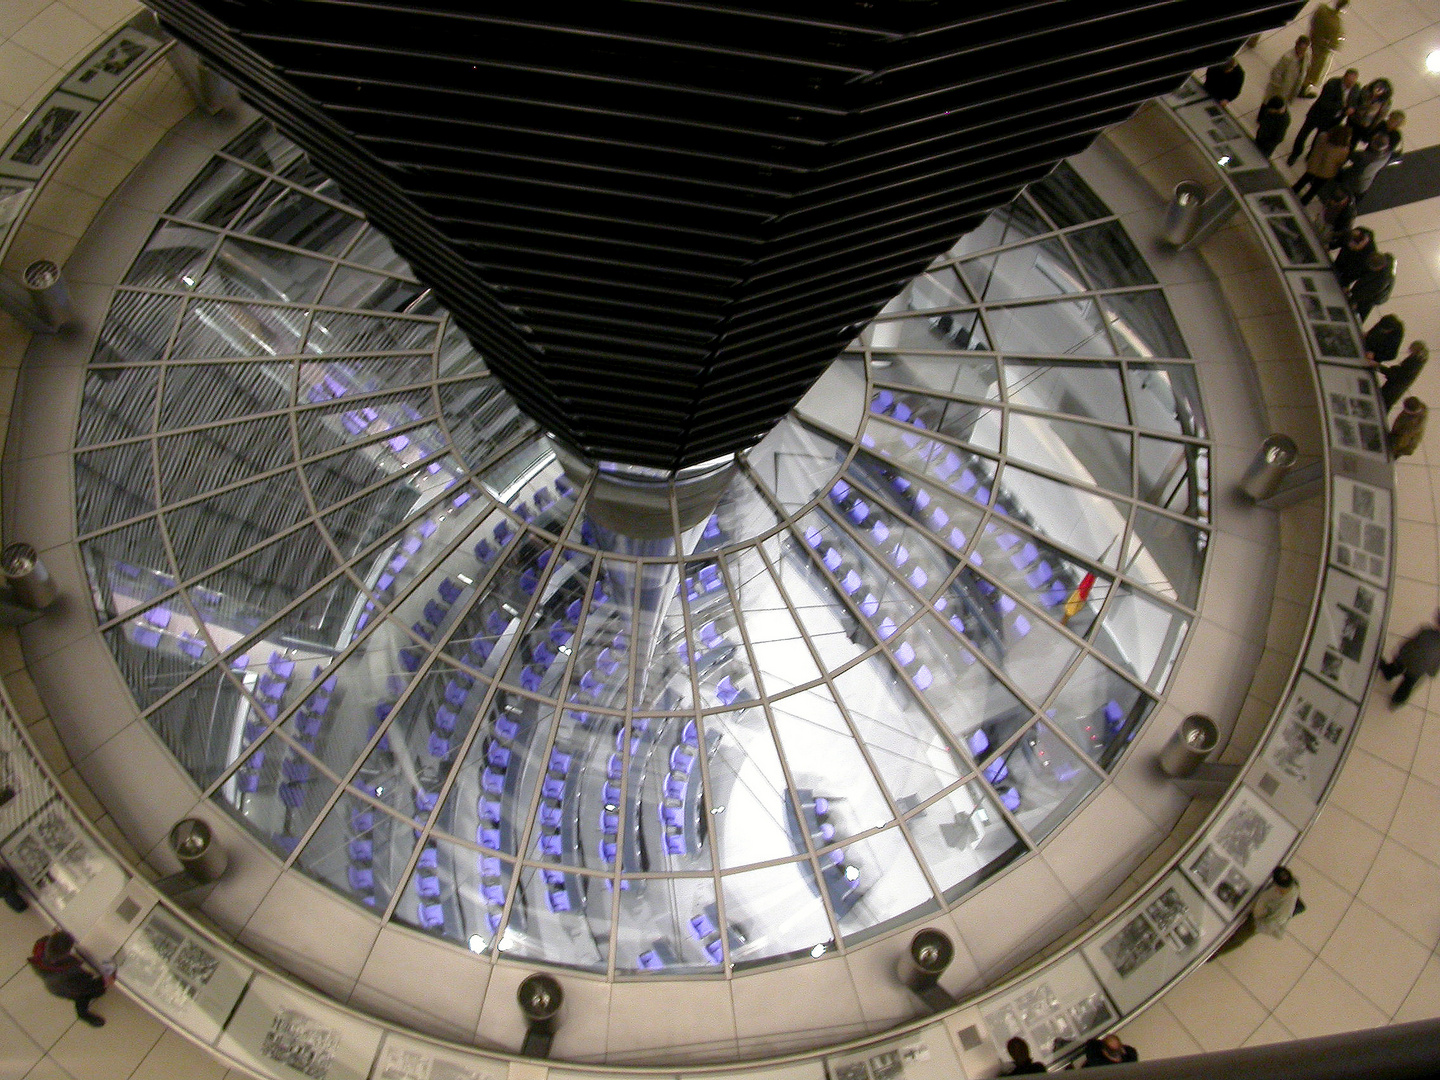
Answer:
xmin=27 ymin=930 xmax=107 ymax=1026
xmin=1288 ymin=68 xmax=1360 ymax=165
xmin=1254 ymin=97 xmax=1291 ymax=156
xmin=1364 ymin=314 xmax=1405 ymax=365
xmin=1083 ymin=1034 xmax=1139 ymax=1067
xmin=1378 ymin=611 xmax=1440 ymax=706
xmin=1377 ymin=340 xmax=1428 ymax=411
xmin=1204 ymin=57 xmax=1245 ymax=106
xmin=1348 ymin=250 xmax=1396 ymax=321
xmin=1331 ymin=225 xmax=1375 ymax=288
xmin=0 ymin=864 xmax=27 ymax=912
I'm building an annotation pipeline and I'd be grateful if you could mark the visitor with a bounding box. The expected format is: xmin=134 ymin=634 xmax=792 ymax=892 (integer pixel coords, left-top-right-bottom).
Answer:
xmin=1253 ymin=97 xmax=1291 ymax=157
xmin=1365 ymin=108 xmax=1406 ymax=156
xmin=1213 ymin=867 xmax=1302 ymax=955
xmin=1293 ymin=125 xmax=1353 ymax=204
xmin=1301 ymin=0 xmax=1349 ymax=96
xmin=1083 ymin=1034 xmax=1138 ymax=1067
xmin=1388 ymin=397 xmax=1428 ymax=461
xmin=1265 ymin=36 xmax=1311 ymax=105
xmin=1288 ymin=68 xmax=1359 ymax=165
xmin=0 ymin=863 xmax=27 ymax=912
xmin=1347 ymin=249 xmax=1396 ymax=321
xmin=1378 ymin=607 xmax=1440 ymax=703
xmin=1331 ymin=225 xmax=1375 ymax=289
xmin=1351 ymin=78 xmax=1394 ymax=142
xmin=1363 ymin=314 xmax=1405 ymax=366
xmin=1337 ymin=132 xmax=1392 ymax=204
xmin=1376 ymin=340 xmax=1428 ymax=411
xmin=27 ymin=930 xmax=109 ymax=1027
xmin=1309 ymin=184 xmax=1355 ymax=247
xmin=1203 ymin=57 xmax=1245 ymax=106
xmin=1006 ymin=1037 xmax=1046 ymax=1074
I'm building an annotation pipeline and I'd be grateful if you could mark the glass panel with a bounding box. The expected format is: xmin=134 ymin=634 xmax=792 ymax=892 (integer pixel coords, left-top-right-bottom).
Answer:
xmin=166 ymin=157 xmax=265 ymax=226
xmin=614 ymin=875 xmax=721 ymax=973
xmin=92 ymin=291 xmax=183 ymax=366
xmin=704 ymin=707 xmax=807 ymax=869
xmin=320 ymin=265 xmax=428 ymax=312
xmin=495 ymin=863 xmax=608 ymax=971
xmin=232 ymin=180 xmax=364 ymax=256
xmin=958 ymin=237 xmax=1087 ymax=302
xmin=197 ymin=237 xmax=332 ymax=305
xmin=1092 ymin=584 xmax=1190 ymax=692
xmin=76 ymin=365 xmax=158 ymax=446
xmin=724 ymin=860 xmax=835 ymax=968
xmin=296 ymin=796 xmax=411 ymax=914
xmin=303 ymin=354 xmax=434 ymax=402
xmin=162 ymin=471 xmax=308 ymax=576
xmin=945 ymin=196 xmax=1050 ymax=258
xmin=171 ymin=523 xmax=332 ymax=629
xmin=893 ymin=613 xmax=1029 ymax=757
xmin=123 ymin=221 xmax=219 ymax=291
xmin=1027 ymin=162 xmax=1109 ymax=228
xmin=1005 ymin=411 xmax=1132 ymax=496
xmin=156 ymin=416 xmax=294 ymax=503
xmin=987 ymin=721 xmax=1101 ymax=843
xmin=831 ymin=655 xmax=963 ymax=808
xmin=825 ymin=483 xmax=953 ymax=604
xmin=227 ymin=121 xmax=307 ymax=175
xmin=985 ymin=299 xmax=1113 ymax=357
xmin=829 ymin=827 xmax=936 ymax=943
xmin=1127 ymin=363 xmax=1206 ymax=437
xmin=1122 ymin=507 xmax=1208 ymax=608
xmin=143 ymin=667 xmax=241 ymax=789
xmin=847 ymin=447 xmax=987 ymax=560
xmin=306 ymin=312 xmax=438 ymax=355
xmin=762 ymin=531 xmax=874 ymax=670
xmin=995 ymin=465 xmax=1128 ymax=568
xmin=619 ymin=715 xmax=712 ymax=874
xmin=1045 ymin=655 xmax=1154 ymax=769
xmin=748 ymin=416 xmax=847 ymax=516
xmin=699 ymin=473 xmax=781 ymax=554
xmin=158 ymin=361 xmax=292 ymax=430
xmin=81 ymin=517 xmax=170 ymax=621
xmin=1003 ymin=359 xmax=1127 ymax=425
xmin=726 ymin=550 xmax=821 ymax=696
xmin=215 ymin=733 xmax=339 ymax=860
xmin=344 ymin=225 xmax=416 ymax=279
xmin=769 ymin=685 xmax=893 ymax=840
xmin=869 ymin=310 xmax=990 ymax=352
xmin=1064 ymin=222 xmax=1156 ymax=289
xmin=75 ymin=441 xmax=154 ymax=534
xmin=967 ymin=519 xmax=1111 ymax=639
xmin=906 ymin=780 xmax=1024 ymax=902
xmin=872 ymin=354 xmax=1001 ymax=400
xmin=172 ymin=298 xmax=305 ymax=360
xmin=389 ymin=833 xmax=515 ymax=948
xmin=1102 ymin=291 xmax=1189 ymax=358
xmin=870 ymin=392 xmax=1001 ymax=456
xmin=794 ymin=506 xmax=920 ymax=628
xmin=293 ymin=389 xmax=436 ymax=459
xmin=1136 ymin=435 xmax=1208 ymax=520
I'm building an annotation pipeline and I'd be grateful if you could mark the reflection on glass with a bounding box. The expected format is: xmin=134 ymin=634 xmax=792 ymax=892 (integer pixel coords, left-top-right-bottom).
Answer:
xmin=959 ymin=237 xmax=1086 ymax=302
xmin=1136 ymin=435 xmax=1208 ymax=520
xmin=1123 ymin=507 xmax=1208 ymax=608
xmin=1102 ymin=290 xmax=1190 ymax=358
xmin=124 ymin=221 xmax=219 ymax=291
xmin=829 ymin=826 xmax=936 ymax=943
xmin=297 ymin=795 xmax=412 ymax=915
xmin=869 ymin=310 xmax=990 ymax=352
xmin=725 ymin=860 xmax=834 ymax=967
xmin=906 ymin=780 xmax=1024 ymax=901
xmin=1004 ymin=359 xmax=1127 ymax=425
xmin=1092 ymin=584 xmax=1190 ymax=691
xmin=1005 ymin=411 xmax=1132 ymax=496
xmin=1064 ymin=222 xmax=1156 ymax=289
xmin=1126 ymin=363 xmax=1206 ymax=437
xmin=1027 ymin=162 xmax=1109 ymax=228
xmin=992 ymin=722 xmax=1101 ymax=842
xmin=218 ymin=731 xmax=339 ymax=860
xmin=873 ymin=354 xmax=1001 ymax=400
xmin=615 ymin=875 xmax=720 ymax=973
xmin=1045 ymin=655 xmax=1154 ymax=769
xmin=986 ymin=298 xmax=1113 ymax=357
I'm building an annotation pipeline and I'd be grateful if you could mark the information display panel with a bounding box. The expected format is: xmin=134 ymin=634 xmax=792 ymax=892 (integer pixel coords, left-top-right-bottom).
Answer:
xmin=1182 ymin=786 xmax=1298 ymax=918
xmin=118 ymin=906 xmax=252 ymax=1044
xmin=1304 ymin=567 xmax=1386 ymax=701
xmin=218 ymin=974 xmax=384 ymax=1080
xmin=1246 ymin=674 xmax=1359 ymax=828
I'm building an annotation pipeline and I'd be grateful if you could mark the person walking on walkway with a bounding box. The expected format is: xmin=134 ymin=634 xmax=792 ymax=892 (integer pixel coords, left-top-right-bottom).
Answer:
xmin=1302 ymin=0 xmax=1348 ymax=95
xmin=1378 ymin=610 xmax=1440 ymax=704
xmin=1389 ymin=396 xmax=1428 ymax=460
xmin=27 ymin=930 xmax=108 ymax=1027
xmin=1266 ymin=36 xmax=1311 ymax=105
xmin=1376 ymin=339 xmax=1428 ymax=411
xmin=1213 ymin=866 xmax=1303 ymax=955
xmin=1288 ymin=68 xmax=1359 ymax=165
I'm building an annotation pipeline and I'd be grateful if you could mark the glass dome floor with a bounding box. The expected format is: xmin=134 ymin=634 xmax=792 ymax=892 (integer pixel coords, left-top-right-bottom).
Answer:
xmin=69 ymin=121 xmax=1211 ymax=978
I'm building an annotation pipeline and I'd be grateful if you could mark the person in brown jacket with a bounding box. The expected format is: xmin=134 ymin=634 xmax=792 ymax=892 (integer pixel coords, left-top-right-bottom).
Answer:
xmin=1390 ymin=396 xmax=1427 ymax=459
xmin=1293 ymin=124 xmax=1353 ymax=203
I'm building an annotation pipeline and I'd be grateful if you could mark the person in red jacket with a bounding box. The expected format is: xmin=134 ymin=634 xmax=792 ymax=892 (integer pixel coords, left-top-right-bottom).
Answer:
xmin=27 ymin=930 xmax=108 ymax=1027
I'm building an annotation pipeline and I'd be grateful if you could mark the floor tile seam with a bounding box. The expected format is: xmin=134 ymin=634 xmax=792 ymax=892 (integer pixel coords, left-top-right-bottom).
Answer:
xmin=1318 ymin=932 xmax=1437 ymax=1021
xmin=1277 ymin=954 xmax=1386 ymax=1022
xmin=1322 ymin=884 xmax=1440 ymax=966
xmin=1164 ymin=966 xmax=1275 ymax=1053
xmin=1287 ymin=858 xmax=1358 ymax=955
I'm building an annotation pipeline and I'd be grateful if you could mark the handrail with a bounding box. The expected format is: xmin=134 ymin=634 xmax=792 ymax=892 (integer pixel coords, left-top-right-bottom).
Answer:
xmin=0 ymin=70 xmax=1397 ymax=1080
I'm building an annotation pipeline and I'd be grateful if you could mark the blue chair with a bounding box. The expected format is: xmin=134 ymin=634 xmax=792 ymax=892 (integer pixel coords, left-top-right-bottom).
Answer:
xmin=637 ymin=949 xmax=665 ymax=970
xmin=664 ymin=775 xmax=685 ymax=801
xmin=482 ymin=769 xmax=504 ymax=795
xmin=913 ymin=665 xmax=933 ymax=690
xmin=479 ymin=827 xmax=501 ymax=848
xmin=894 ymin=640 xmax=916 ymax=666
xmin=670 ymin=746 xmax=695 ymax=774
xmin=716 ymin=676 xmax=740 ymax=706
xmin=428 ymin=733 xmax=450 ymax=758
xmin=348 ymin=839 xmax=373 ymax=862
xmin=542 ymin=776 xmax=565 ymax=801
xmin=660 ymin=805 xmax=683 ymax=828
xmin=347 ymin=866 xmax=374 ymax=891
xmin=415 ymin=790 xmax=439 ymax=813
xmin=495 ymin=715 xmax=520 ymax=740
xmin=841 ymin=569 xmax=862 ymax=595
xmin=478 ymin=798 xmax=501 ymax=823
xmin=434 ymin=706 xmax=458 ymax=733
xmin=418 ymin=903 xmax=445 ymax=930
xmin=999 ymin=786 xmax=1021 ymax=811
xmin=520 ymin=666 xmax=543 ymax=692
xmin=417 ymin=847 xmax=439 ymax=870
xmin=565 ymin=598 xmax=583 ymax=621
xmin=351 ymin=809 xmax=375 ymax=832
xmin=549 ymin=748 xmax=572 ymax=775
xmin=538 ymin=833 xmax=563 ymax=857
xmin=520 ymin=568 xmax=538 ymax=595
xmin=438 ymin=578 xmax=462 ymax=604
xmin=664 ymin=831 xmax=686 ymax=855
xmin=424 ymin=600 xmax=447 ymax=627
xmin=599 ymin=840 xmax=617 ymax=862
xmin=444 ymin=681 xmax=468 ymax=708
xmin=804 ymin=525 xmax=823 ymax=547
xmin=415 ymin=874 xmax=442 ymax=900
xmin=822 ymin=547 xmax=843 ymax=572
xmin=597 ymin=648 xmax=620 ymax=675
xmin=494 ymin=521 xmax=512 ymax=544
xmin=605 ymin=782 xmax=623 ymax=803
xmin=690 ymin=913 xmax=717 ymax=940
xmin=474 ymin=540 xmax=493 ymax=562
xmin=546 ymin=889 xmax=572 ymax=913
xmin=540 ymin=803 xmax=562 ymax=828
xmin=488 ymin=743 xmax=512 ymax=769
xmin=608 ymin=753 xmax=623 ymax=780
xmin=532 ymin=642 xmax=556 ymax=668
xmin=682 ymin=718 xmax=699 ymax=745
xmin=705 ymin=940 xmax=724 ymax=964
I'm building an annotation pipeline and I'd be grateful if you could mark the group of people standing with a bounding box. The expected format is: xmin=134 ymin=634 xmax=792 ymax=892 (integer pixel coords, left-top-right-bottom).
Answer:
xmin=1203 ymin=0 xmax=1427 ymax=460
